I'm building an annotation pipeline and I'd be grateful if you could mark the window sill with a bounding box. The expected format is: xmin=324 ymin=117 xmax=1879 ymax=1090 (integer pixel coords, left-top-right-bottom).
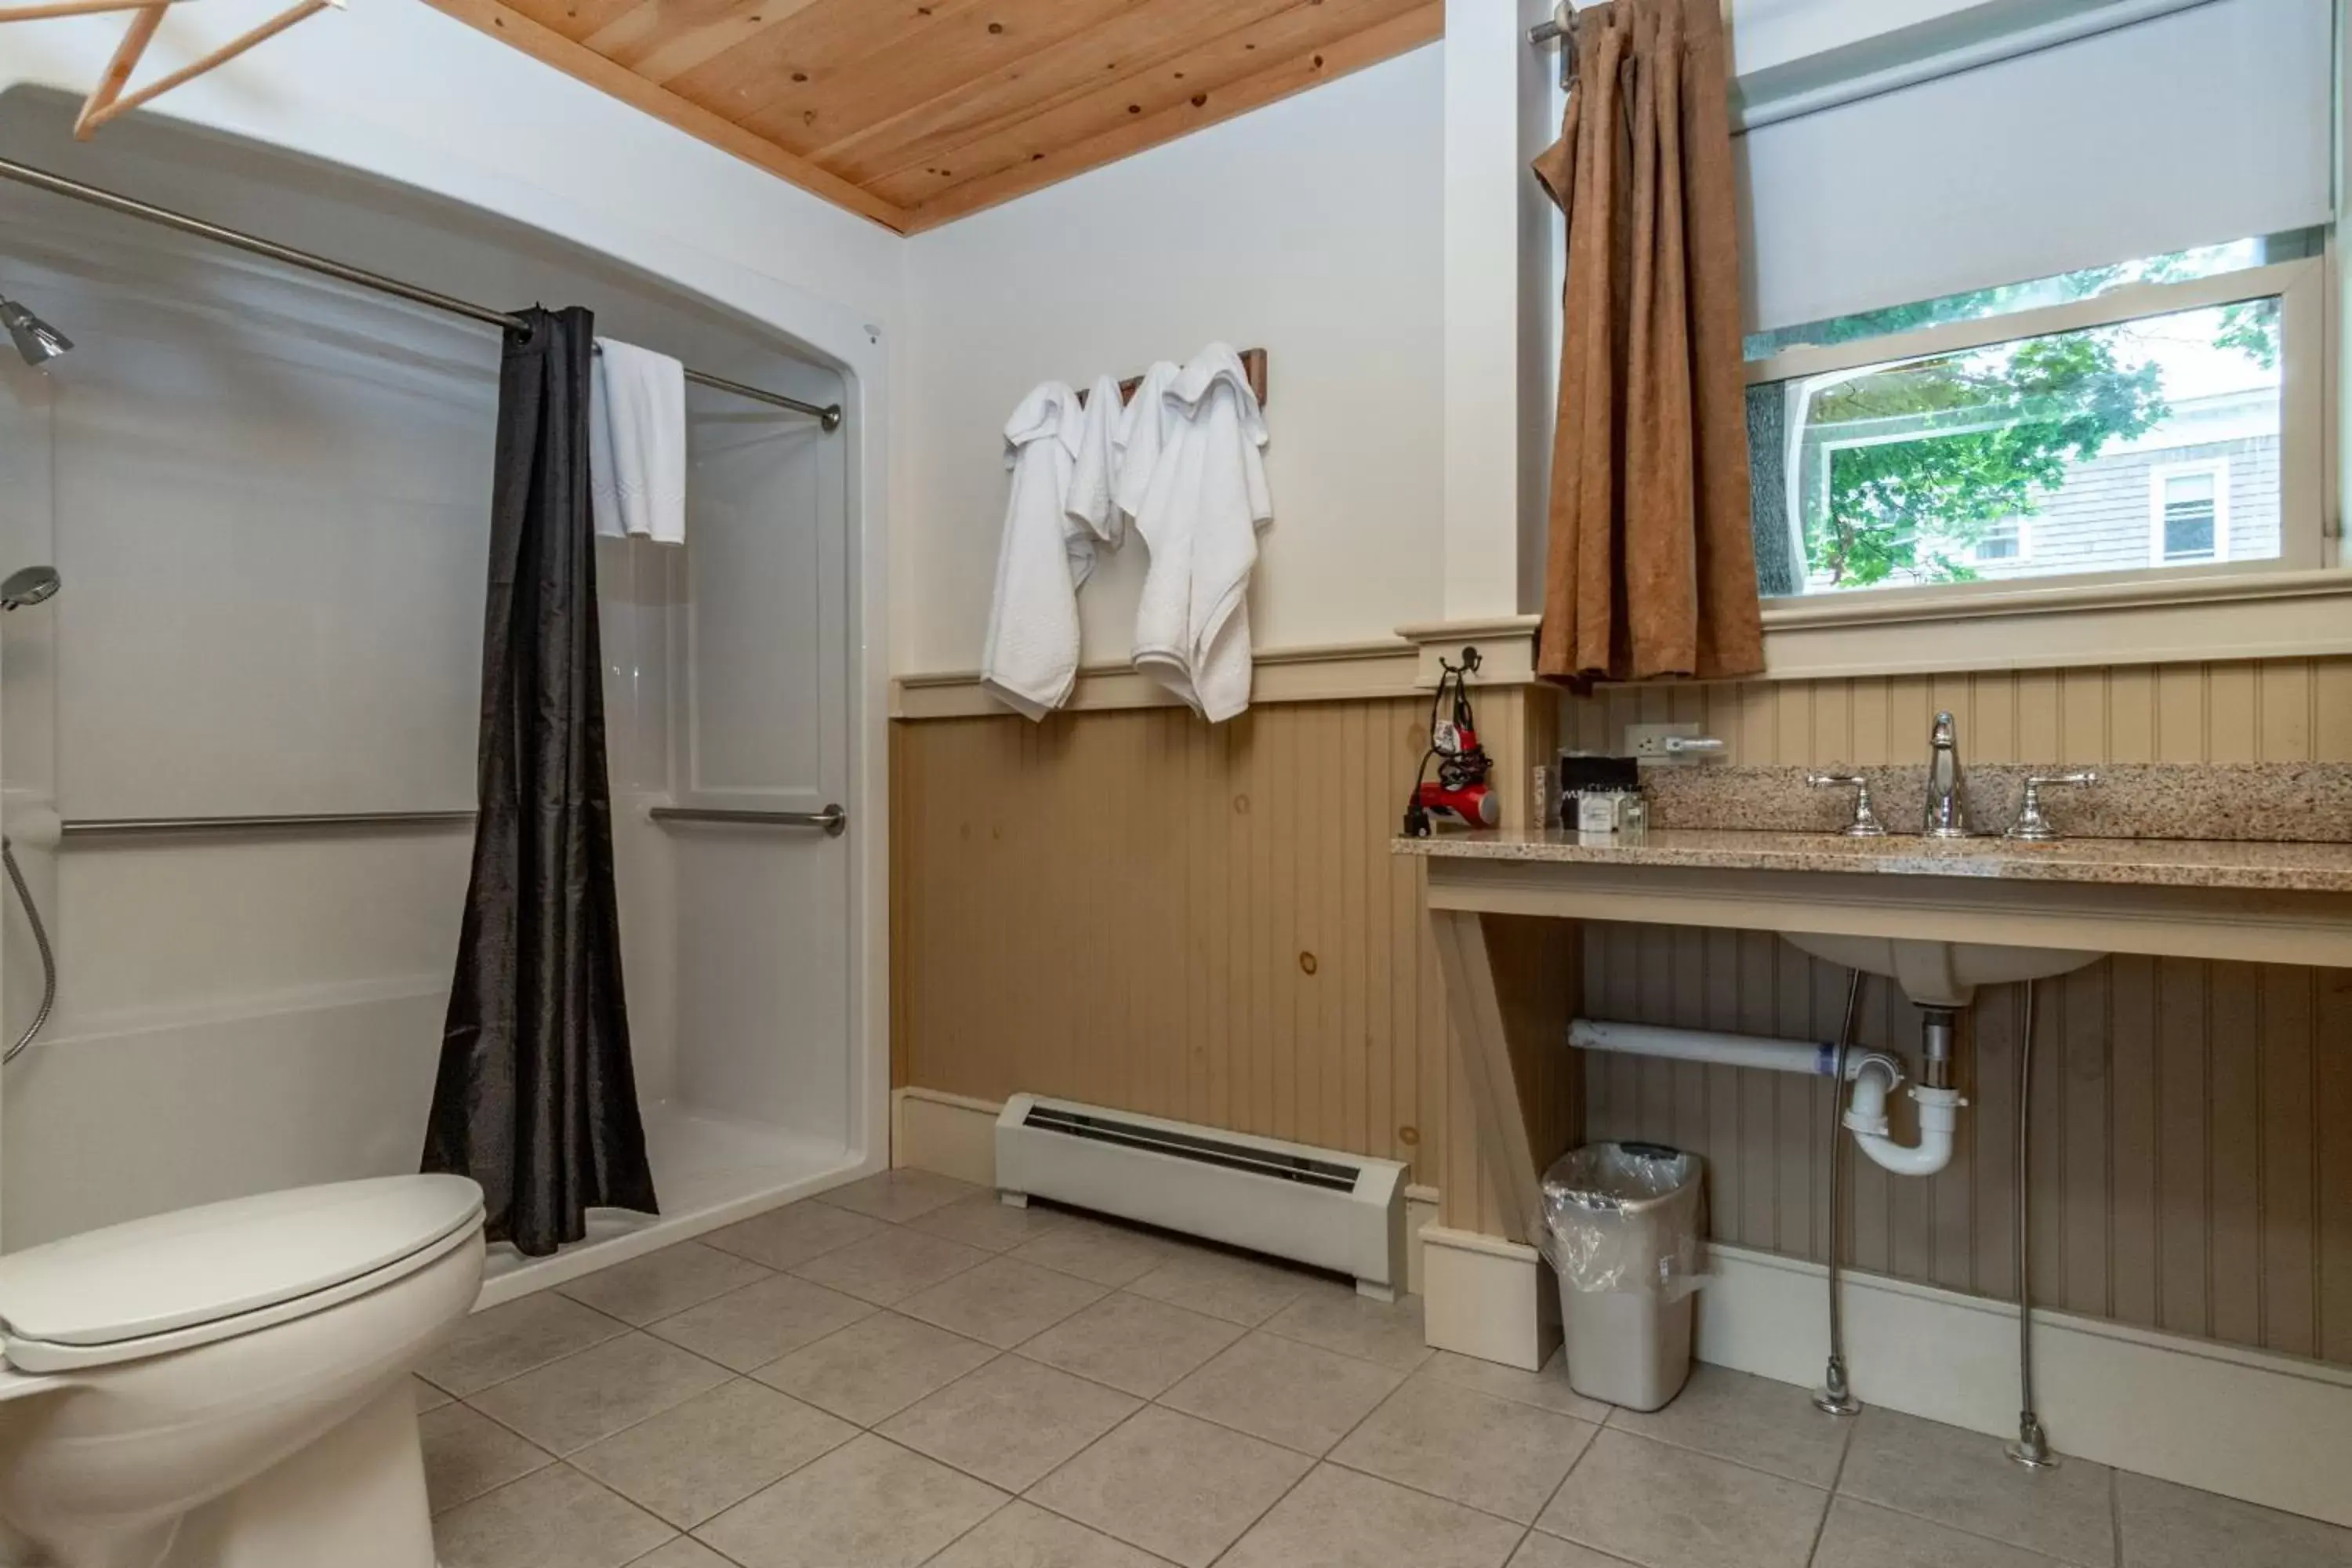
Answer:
xmin=1755 ymin=565 xmax=2352 ymax=680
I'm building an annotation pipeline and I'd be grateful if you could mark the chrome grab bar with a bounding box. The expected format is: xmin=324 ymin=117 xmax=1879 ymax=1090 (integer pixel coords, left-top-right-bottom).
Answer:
xmin=648 ymin=804 xmax=847 ymax=837
xmin=55 ymin=804 xmax=850 ymax=839
xmin=60 ymin=810 xmax=475 ymax=837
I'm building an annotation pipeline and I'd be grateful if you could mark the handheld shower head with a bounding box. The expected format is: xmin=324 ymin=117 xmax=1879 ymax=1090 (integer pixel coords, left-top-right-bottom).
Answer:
xmin=2 ymin=565 xmax=60 ymax=611
xmin=1 ymin=296 xmax=72 ymax=368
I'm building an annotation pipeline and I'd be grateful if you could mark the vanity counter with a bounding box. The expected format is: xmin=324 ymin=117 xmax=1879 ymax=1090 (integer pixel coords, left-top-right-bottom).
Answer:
xmin=1405 ymin=822 xmax=2352 ymax=1265
xmin=1393 ymin=827 xmax=2352 ymax=895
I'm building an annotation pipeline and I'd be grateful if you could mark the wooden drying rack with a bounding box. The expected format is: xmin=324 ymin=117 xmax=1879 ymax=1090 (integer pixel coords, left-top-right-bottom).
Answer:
xmin=1080 ymin=347 xmax=1269 ymax=408
xmin=0 ymin=0 xmax=342 ymax=140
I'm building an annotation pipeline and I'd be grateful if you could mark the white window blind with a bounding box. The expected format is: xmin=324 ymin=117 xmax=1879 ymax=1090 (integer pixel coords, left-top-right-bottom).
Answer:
xmin=1735 ymin=0 xmax=2334 ymax=335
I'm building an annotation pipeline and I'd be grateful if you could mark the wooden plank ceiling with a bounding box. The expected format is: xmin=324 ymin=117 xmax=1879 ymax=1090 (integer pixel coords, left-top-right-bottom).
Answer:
xmin=425 ymin=0 xmax=1443 ymax=233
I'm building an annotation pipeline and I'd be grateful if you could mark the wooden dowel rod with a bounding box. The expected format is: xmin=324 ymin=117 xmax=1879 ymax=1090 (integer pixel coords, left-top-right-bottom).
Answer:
xmin=74 ymin=2 xmax=167 ymax=140
xmin=89 ymin=0 xmax=330 ymax=128
xmin=0 ymin=0 xmax=185 ymax=23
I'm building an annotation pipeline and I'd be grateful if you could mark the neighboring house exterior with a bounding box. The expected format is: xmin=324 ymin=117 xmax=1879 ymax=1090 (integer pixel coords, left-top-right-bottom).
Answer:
xmin=1928 ymin=387 xmax=2280 ymax=581
xmin=1783 ymin=386 xmax=2281 ymax=593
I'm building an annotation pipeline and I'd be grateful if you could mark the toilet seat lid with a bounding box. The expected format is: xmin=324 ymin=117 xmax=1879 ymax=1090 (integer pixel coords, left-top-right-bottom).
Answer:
xmin=0 ymin=1175 xmax=485 ymax=1348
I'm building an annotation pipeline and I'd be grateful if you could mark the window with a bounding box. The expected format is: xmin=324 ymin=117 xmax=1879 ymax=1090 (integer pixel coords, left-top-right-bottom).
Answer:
xmin=1743 ymin=232 xmax=2317 ymax=361
xmin=2151 ymin=462 xmax=2230 ymax=564
xmin=1744 ymin=251 xmax=2321 ymax=604
xmin=1972 ymin=518 xmax=2026 ymax=566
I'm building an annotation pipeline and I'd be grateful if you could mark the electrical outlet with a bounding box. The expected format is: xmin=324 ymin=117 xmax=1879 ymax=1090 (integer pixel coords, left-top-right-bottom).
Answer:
xmin=1626 ymin=721 xmax=1704 ymax=764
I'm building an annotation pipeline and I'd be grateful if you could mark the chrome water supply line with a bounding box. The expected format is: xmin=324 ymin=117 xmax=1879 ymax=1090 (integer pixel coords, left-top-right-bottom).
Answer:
xmin=2007 ymin=978 xmax=2058 ymax=1468
xmin=1815 ymin=968 xmax=1866 ymax=1417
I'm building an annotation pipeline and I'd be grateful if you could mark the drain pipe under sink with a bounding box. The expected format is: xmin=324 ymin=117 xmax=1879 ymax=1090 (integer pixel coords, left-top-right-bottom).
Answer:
xmin=1566 ymin=1019 xmax=1841 ymax=1077
xmin=1568 ymin=1016 xmax=1966 ymax=1179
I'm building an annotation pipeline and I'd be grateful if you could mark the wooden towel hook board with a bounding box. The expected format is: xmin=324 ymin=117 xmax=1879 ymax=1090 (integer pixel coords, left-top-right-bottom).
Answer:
xmin=67 ymin=0 xmax=343 ymax=140
xmin=1078 ymin=347 xmax=1269 ymax=410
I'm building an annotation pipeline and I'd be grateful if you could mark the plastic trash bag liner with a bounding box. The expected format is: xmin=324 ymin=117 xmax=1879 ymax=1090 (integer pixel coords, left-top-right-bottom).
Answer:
xmin=1539 ymin=1141 xmax=1705 ymax=1299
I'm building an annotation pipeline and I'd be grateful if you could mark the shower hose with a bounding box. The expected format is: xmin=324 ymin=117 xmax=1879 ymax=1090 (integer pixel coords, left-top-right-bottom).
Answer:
xmin=2 ymin=836 xmax=57 ymax=1064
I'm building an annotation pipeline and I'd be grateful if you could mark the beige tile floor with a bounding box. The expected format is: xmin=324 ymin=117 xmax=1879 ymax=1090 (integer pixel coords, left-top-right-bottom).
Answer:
xmin=421 ymin=1171 xmax=2352 ymax=1568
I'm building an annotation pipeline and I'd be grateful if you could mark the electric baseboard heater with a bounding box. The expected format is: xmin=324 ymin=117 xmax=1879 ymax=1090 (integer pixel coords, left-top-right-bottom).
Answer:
xmin=993 ymin=1094 xmax=1408 ymax=1300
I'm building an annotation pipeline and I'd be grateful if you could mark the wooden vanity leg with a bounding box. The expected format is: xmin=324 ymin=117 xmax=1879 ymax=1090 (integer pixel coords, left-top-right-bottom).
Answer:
xmin=1428 ymin=909 xmax=1584 ymax=1244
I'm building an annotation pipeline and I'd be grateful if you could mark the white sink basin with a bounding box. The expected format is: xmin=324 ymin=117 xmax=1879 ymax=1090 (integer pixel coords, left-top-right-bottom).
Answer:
xmin=1782 ymin=934 xmax=2102 ymax=1008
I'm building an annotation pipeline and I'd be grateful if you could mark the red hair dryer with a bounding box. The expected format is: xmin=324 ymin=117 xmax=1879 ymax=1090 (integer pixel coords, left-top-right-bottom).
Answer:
xmin=1403 ymin=648 xmax=1496 ymax=834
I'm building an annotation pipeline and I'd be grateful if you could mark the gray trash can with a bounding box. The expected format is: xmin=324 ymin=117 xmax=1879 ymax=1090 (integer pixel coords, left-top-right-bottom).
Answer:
xmin=1538 ymin=1142 xmax=1704 ymax=1411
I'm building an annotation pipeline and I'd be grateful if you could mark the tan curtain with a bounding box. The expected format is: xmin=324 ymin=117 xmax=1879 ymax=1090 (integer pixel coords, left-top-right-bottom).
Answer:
xmin=1534 ymin=0 xmax=1765 ymax=684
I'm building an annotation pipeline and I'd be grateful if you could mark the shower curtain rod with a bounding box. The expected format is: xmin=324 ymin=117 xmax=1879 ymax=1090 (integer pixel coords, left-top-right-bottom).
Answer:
xmin=0 ymin=154 xmax=845 ymax=431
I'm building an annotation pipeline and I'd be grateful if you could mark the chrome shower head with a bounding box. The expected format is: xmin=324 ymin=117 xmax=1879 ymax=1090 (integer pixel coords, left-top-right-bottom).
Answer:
xmin=1 ymin=296 xmax=72 ymax=368
xmin=1 ymin=566 xmax=60 ymax=611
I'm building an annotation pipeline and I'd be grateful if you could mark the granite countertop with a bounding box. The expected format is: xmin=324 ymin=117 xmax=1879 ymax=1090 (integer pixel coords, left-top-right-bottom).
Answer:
xmin=1393 ymin=828 xmax=2352 ymax=893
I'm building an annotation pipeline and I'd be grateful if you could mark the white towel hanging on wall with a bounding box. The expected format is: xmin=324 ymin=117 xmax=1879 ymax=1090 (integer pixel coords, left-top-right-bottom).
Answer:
xmin=590 ymin=337 xmax=687 ymax=545
xmin=980 ymin=380 xmax=1091 ymax=720
xmin=1112 ymin=360 xmax=1183 ymax=530
xmin=1127 ymin=344 xmax=1274 ymax=724
xmin=1067 ymin=373 xmax=1127 ymax=552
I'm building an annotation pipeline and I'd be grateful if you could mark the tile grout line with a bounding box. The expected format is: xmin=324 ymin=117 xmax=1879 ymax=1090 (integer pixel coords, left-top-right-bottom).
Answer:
xmin=419 ymin=1297 xmax=639 ymax=1403
xmin=2109 ymin=1462 xmax=2124 ymax=1568
xmin=1307 ymin=1381 xmax=1606 ymax=1534
xmin=1828 ymin=1483 xmax=2105 ymax=1568
xmin=1196 ymin=1336 xmax=1469 ymax=1564
xmin=434 ymin=1454 xmax=679 ymax=1555
xmin=904 ymin=1488 xmax=1022 ymax=1568
xmin=1515 ymin=1408 xmax=1608 ymax=1542
xmin=1800 ymin=1408 xmax=1858 ymax=1568
xmin=454 ymin=1330 xmax=745 ymax=1457
xmin=1574 ymin=1420 xmax=1838 ymax=1497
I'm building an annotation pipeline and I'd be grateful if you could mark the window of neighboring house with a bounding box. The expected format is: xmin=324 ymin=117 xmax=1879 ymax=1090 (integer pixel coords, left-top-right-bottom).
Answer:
xmin=2151 ymin=461 xmax=2230 ymax=565
xmin=1972 ymin=517 xmax=2027 ymax=565
xmin=1743 ymin=245 xmax=2322 ymax=604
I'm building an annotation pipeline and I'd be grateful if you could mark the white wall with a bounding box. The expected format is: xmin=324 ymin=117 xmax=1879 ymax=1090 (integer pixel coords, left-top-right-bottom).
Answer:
xmin=895 ymin=44 xmax=1446 ymax=677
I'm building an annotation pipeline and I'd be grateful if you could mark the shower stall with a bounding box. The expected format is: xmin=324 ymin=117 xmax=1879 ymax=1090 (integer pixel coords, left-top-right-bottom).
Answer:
xmin=0 ymin=96 xmax=884 ymax=1295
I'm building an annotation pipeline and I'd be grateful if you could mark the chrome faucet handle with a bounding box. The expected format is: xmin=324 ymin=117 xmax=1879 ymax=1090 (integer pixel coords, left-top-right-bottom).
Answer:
xmin=1807 ymin=773 xmax=1887 ymax=837
xmin=2005 ymin=771 xmax=2100 ymax=842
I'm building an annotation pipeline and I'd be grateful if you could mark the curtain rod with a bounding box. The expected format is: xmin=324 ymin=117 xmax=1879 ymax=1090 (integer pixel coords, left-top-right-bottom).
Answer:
xmin=0 ymin=154 xmax=844 ymax=432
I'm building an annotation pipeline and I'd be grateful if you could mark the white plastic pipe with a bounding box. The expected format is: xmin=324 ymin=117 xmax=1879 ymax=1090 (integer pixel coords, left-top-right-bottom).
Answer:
xmin=1835 ymin=1067 xmax=1966 ymax=1175
xmin=1842 ymin=1054 xmax=1900 ymax=1135
xmin=1569 ymin=1019 xmax=1838 ymax=1076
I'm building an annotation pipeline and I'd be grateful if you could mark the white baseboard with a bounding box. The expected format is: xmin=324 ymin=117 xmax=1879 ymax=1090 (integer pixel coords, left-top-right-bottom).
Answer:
xmin=1699 ymin=1243 xmax=2352 ymax=1530
xmin=1403 ymin=1187 xmax=1439 ymax=1297
xmin=891 ymin=1087 xmax=1439 ymax=1292
xmin=1417 ymin=1231 xmax=2351 ymax=1527
xmin=891 ymin=1087 xmax=1000 ymax=1187
xmin=1420 ymin=1226 xmax=1560 ymax=1372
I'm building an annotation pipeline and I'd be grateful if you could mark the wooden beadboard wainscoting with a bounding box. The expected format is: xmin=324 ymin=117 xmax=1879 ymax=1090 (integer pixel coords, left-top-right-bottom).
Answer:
xmin=889 ymin=686 xmax=1562 ymax=1240
xmin=892 ymin=654 xmax=2352 ymax=1357
xmin=1566 ymin=655 xmax=2352 ymax=1366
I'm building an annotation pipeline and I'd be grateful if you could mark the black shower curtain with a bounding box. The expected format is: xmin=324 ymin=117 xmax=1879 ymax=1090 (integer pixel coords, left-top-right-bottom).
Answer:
xmin=422 ymin=304 xmax=658 ymax=1255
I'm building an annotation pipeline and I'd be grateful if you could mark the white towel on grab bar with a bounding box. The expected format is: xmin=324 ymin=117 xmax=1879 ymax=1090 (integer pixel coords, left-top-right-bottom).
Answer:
xmin=590 ymin=337 xmax=687 ymax=545
xmin=980 ymin=380 xmax=1090 ymax=721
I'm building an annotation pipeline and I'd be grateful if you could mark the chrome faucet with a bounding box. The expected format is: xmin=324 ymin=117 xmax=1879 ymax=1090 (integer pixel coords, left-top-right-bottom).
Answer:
xmin=1923 ymin=711 xmax=1968 ymax=837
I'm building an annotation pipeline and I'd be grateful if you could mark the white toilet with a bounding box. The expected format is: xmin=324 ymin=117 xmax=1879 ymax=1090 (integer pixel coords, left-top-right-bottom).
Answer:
xmin=0 ymin=1174 xmax=486 ymax=1568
